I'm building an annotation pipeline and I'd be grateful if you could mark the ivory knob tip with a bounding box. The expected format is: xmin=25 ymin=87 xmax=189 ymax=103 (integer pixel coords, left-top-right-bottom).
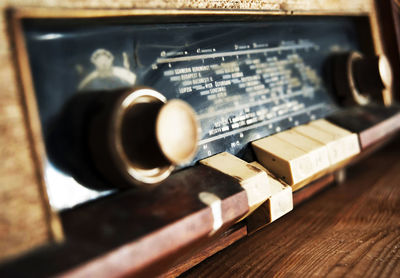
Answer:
xmin=156 ymin=99 xmax=198 ymax=165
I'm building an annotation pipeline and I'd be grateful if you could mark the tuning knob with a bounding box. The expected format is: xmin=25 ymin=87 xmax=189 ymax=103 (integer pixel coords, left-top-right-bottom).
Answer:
xmin=332 ymin=52 xmax=392 ymax=105
xmin=89 ymin=87 xmax=198 ymax=187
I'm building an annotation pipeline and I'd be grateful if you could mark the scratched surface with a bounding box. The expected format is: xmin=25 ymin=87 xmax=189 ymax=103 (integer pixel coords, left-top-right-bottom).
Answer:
xmin=183 ymin=140 xmax=400 ymax=278
xmin=24 ymin=17 xmax=362 ymax=209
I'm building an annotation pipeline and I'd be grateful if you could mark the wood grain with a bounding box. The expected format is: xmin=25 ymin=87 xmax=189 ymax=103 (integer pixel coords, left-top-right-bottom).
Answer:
xmin=181 ymin=140 xmax=400 ymax=277
xmin=0 ymin=0 xmax=376 ymax=263
xmin=161 ymin=223 xmax=248 ymax=278
xmin=163 ymin=172 xmax=336 ymax=277
xmin=0 ymin=165 xmax=249 ymax=277
xmin=0 ymin=1 xmax=371 ymax=13
xmin=327 ymin=105 xmax=400 ymax=148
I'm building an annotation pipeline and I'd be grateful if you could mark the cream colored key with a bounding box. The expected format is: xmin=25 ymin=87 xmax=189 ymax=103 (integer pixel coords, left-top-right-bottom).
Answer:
xmin=293 ymin=119 xmax=360 ymax=165
xmin=200 ymin=152 xmax=270 ymax=215
xmin=274 ymin=129 xmax=330 ymax=174
xmin=252 ymin=135 xmax=317 ymax=185
xmin=249 ymin=162 xmax=293 ymax=223
xmin=310 ymin=120 xmax=360 ymax=159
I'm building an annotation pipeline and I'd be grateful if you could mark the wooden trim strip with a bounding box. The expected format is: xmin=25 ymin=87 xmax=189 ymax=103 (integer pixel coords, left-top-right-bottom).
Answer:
xmin=10 ymin=7 xmax=369 ymax=20
xmin=7 ymin=8 xmax=64 ymax=244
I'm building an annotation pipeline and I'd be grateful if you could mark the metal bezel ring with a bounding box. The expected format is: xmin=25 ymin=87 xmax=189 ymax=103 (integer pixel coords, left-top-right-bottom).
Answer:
xmin=110 ymin=88 xmax=174 ymax=185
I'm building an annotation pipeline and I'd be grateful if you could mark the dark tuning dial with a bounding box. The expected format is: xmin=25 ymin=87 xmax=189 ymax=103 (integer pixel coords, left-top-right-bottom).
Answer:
xmin=332 ymin=52 xmax=393 ymax=105
xmin=46 ymin=87 xmax=198 ymax=189
xmin=89 ymin=87 xmax=198 ymax=187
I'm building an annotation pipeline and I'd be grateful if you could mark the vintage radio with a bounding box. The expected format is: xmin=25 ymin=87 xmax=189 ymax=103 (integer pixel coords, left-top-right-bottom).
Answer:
xmin=0 ymin=0 xmax=399 ymax=277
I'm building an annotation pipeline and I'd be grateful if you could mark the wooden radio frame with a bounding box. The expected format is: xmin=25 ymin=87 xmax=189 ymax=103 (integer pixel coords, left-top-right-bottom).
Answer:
xmin=0 ymin=1 xmax=395 ymax=276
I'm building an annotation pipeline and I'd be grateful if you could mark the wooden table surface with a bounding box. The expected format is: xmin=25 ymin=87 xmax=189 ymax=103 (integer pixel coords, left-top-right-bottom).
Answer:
xmin=182 ymin=139 xmax=400 ymax=277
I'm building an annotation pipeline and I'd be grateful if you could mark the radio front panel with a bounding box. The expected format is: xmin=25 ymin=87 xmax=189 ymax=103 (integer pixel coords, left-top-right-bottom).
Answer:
xmin=22 ymin=16 xmax=371 ymax=209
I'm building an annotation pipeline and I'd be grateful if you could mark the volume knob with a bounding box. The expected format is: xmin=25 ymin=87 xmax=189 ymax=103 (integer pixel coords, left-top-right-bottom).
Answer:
xmin=90 ymin=87 xmax=198 ymax=187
